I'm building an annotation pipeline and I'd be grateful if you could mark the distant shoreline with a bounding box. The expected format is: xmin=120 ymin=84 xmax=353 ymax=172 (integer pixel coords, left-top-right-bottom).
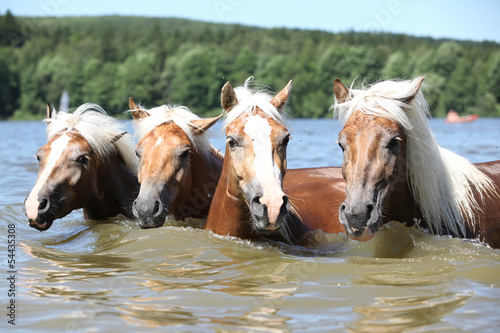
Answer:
xmin=2 ymin=13 xmax=500 ymax=119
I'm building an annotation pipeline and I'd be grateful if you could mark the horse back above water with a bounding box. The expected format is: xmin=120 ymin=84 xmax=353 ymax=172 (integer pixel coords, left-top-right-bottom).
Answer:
xmin=130 ymin=98 xmax=223 ymax=228
xmin=24 ymin=103 xmax=139 ymax=231
xmin=333 ymin=77 xmax=500 ymax=248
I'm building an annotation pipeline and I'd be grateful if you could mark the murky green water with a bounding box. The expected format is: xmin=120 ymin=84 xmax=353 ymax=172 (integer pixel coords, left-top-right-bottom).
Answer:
xmin=1 ymin=119 xmax=499 ymax=332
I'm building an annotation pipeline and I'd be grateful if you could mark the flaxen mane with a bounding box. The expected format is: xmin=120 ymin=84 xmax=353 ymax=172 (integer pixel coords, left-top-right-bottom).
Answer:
xmin=46 ymin=103 xmax=138 ymax=174
xmin=133 ymin=105 xmax=214 ymax=159
xmin=222 ymin=77 xmax=289 ymax=129
xmin=334 ymin=77 xmax=497 ymax=236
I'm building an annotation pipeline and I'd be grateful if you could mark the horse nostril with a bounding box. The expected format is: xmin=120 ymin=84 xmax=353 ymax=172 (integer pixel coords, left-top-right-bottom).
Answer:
xmin=251 ymin=196 xmax=264 ymax=216
xmin=153 ymin=199 xmax=162 ymax=217
xmin=280 ymin=195 xmax=289 ymax=216
xmin=38 ymin=198 xmax=49 ymax=213
xmin=132 ymin=199 xmax=138 ymax=216
xmin=367 ymin=204 xmax=374 ymax=216
xmin=282 ymin=195 xmax=289 ymax=207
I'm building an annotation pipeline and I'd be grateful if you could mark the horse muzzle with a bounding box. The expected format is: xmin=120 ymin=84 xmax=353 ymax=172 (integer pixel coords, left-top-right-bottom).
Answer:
xmin=28 ymin=219 xmax=53 ymax=232
xmin=250 ymin=193 xmax=289 ymax=232
xmin=24 ymin=194 xmax=56 ymax=231
xmin=339 ymin=200 xmax=379 ymax=241
xmin=132 ymin=194 xmax=166 ymax=229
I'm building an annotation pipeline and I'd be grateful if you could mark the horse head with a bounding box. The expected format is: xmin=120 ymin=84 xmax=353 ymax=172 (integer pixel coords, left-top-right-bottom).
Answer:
xmin=24 ymin=103 xmax=137 ymax=231
xmin=220 ymin=77 xmax=293 ymax=233
xmin=334 ymin=76 xmax=498 ymax=242
xmin=130 ymin=98 xmax=221 ymax=228
xmin=334 ymin=77 xmax=424 ymax=240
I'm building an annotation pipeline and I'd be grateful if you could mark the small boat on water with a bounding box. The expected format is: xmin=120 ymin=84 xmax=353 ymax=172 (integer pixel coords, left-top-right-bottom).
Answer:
xmin=445 ymin=109 xmax=479 ymax=123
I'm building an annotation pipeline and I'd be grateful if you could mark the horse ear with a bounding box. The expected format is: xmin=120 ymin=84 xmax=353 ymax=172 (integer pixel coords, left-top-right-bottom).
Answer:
xmin=221 ymin=81 xmax=238 ymax=112
xmin=333 ymin=78 xmax=350 ymax=104
xmin=270 ymin=80 xmax=293 ymax=110
xmin=400 ymin=76 xmax=425 ymax=104
xmin=46 ymin=103 xmax=53 ymax=125
xmin=111 ymin=132 xmax=127 ymax=144
xmin=129 ymin=97 xmax=139 ymax=110
xmin=191 ymin=114 xmax=222 ymax=136
xmin=129 ymin=97 xmax=149 ymax=120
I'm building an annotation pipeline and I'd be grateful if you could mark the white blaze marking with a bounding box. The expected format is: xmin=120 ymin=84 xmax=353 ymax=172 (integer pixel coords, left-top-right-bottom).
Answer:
xmin=244 ymin=116 xmax=274 ymax=183
xmin=244 ymin=116 xmax=284 ymax=225
xmin=155 ymin=136 xmax=164 ymax=146
xmin=25 ymin=134 xmax=71 ymax=220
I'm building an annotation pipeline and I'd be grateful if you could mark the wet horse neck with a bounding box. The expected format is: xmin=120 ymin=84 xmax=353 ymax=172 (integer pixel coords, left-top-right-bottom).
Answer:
xmin=383 ymin=175 xmax=422 ymax=226
xmin=383 ymin=158 xmax=500 ymax=242
xmin=85 ymin=155 xmax=139 ymax=220
xmin=190 ymin=146 xmax=224 ymax=202
xmin=204 ymin=155 xmax=255 ymax=238
xmin=170 ymin=146 xmax=224 ymax=219
xmin=382 ymin=153 xmax=422 ymax=227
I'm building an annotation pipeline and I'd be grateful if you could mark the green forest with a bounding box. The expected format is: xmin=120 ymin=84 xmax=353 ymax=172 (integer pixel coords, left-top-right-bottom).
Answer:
xmin=1 ymin=11 xmax=500 ymax=119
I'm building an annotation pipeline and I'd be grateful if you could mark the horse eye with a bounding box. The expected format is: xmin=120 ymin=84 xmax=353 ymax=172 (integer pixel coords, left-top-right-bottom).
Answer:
xmin=227 ymin=137 xmax=238 ymax=149
xmin=387 ymin=137 xmax=401 ymax=150
xmin=179 ymin=149 xmax=190 ymax=159
xmin=76 ymin=155 xmax=89 ymax=165
xmin=338 ymin=142 xmax=345 ymax=152
xmin=282 ymin=134 xmax=291 ymax=146
xmin=35 ymin=154 xmax=41 ymax=162
xmin=135 ymin=149 xmax=141 ymax=158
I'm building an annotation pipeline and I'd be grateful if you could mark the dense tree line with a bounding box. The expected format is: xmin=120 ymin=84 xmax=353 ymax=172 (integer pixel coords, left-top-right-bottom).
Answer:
xmin=1 ymin=11 xmax=500 ymax=119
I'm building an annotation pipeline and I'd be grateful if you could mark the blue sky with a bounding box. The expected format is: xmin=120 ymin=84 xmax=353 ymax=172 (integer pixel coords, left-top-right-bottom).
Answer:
xmin=2 ymin=0 xmax=499 ymax=42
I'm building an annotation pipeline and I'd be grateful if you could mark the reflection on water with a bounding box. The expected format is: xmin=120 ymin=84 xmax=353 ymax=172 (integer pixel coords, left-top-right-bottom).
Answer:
xmin=349 ymin=292 xmax=472 ymax=333
xmin=1 ymin=119 xmax=499 ymax=332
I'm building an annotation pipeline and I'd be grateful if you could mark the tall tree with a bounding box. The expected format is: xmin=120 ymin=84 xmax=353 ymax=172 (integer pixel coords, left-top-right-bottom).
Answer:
xmin=0 ymin=48 xmax=20 ymax=118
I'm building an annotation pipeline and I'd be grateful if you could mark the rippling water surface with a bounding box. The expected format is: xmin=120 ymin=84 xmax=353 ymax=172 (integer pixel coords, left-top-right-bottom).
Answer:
xmin=0 ymin=118 xmax=499 ymax=332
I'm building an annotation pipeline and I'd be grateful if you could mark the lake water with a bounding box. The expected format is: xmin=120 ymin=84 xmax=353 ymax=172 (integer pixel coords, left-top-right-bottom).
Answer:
xmin=0 ymin=118 xmax=499 ymax=332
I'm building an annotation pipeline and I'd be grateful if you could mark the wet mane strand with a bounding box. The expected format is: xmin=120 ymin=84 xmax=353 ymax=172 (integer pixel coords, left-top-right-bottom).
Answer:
xmin=334 ymin=78 xmax=497 ymax=236
xmin=132 ymin=104 xmax=214 ymax=160
xmin=222 ymin=77 xmax=289 ymax=130
xmin=46 ymin=103 xmax=138 ymax=174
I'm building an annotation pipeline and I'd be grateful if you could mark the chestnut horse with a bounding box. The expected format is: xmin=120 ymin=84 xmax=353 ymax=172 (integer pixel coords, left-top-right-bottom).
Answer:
xmin=334 ymin=77 xmax=500 ymax=248
xmin=129 ymin=98 xmax=223 ymax=228
xmin=204 ymin=78 xmax=346 ymax=245
xmin=24 ymin=104 xmax=139 ymax=231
